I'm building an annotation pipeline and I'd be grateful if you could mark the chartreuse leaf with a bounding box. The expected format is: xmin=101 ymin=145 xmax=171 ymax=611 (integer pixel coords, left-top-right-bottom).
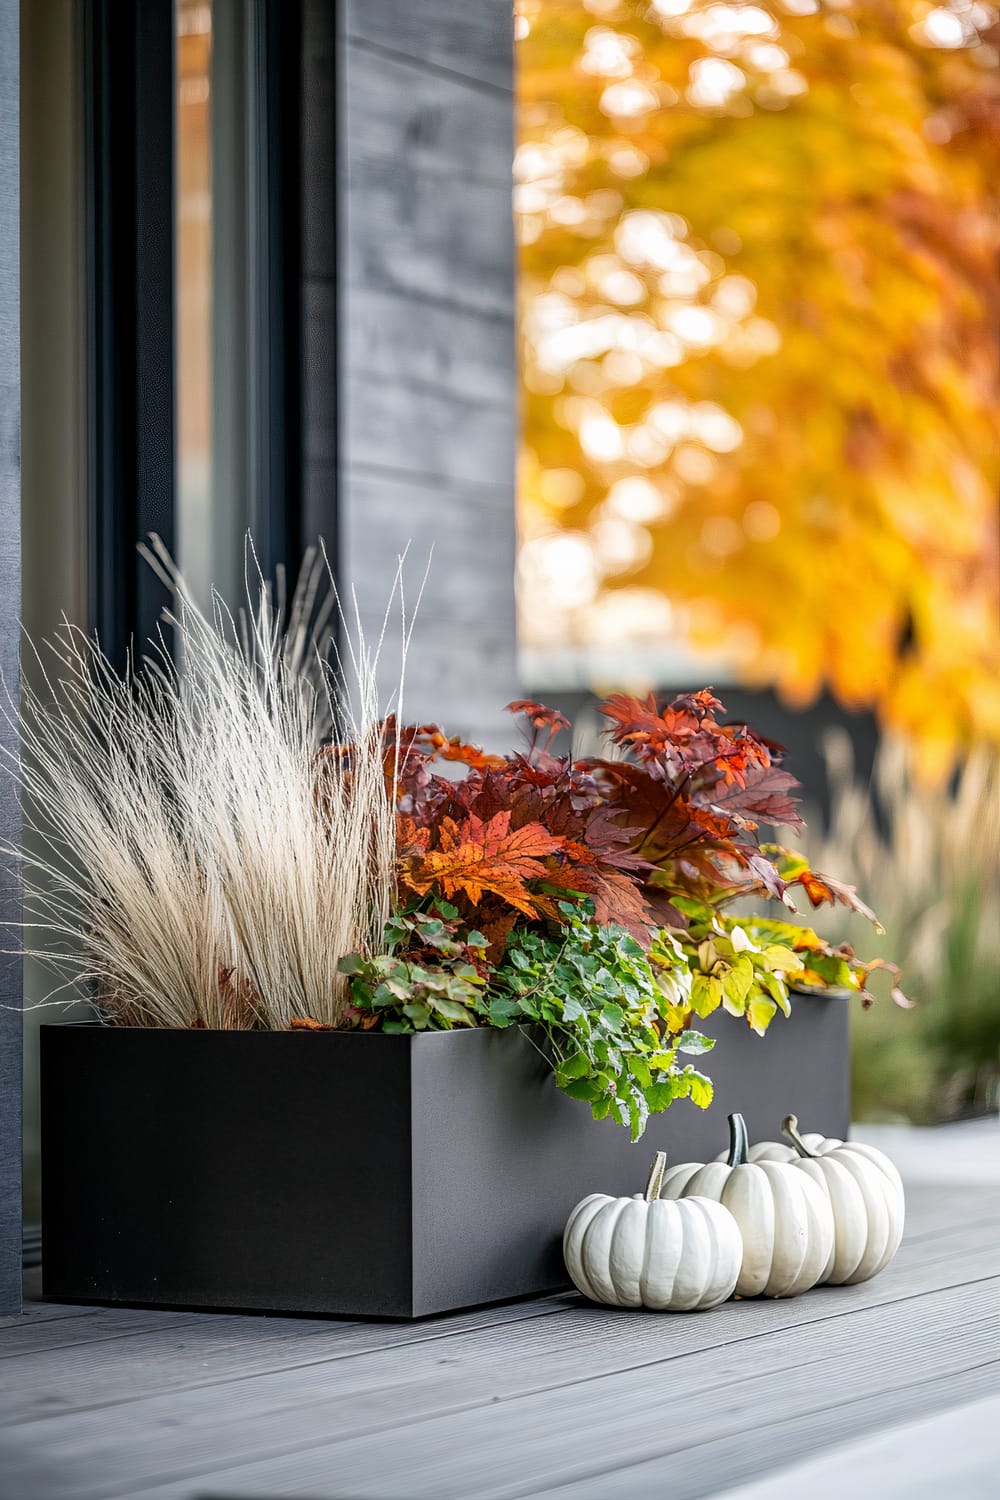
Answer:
xmin=691 ymin=973 xmax=723 ymax=1018
xmin=747 ymin=998 xmax=778 ymax=1035
xmin=686 ymin=1071 xmax=714 ymax=1109
xmin=799 ymin=951 xmax=860 ymax=989
xmin=758 ymin=945 xmax=806 ymax=974
xmin=722 ymin=956 xmax=754 ymax=1015
xmin=760 ymin=970 xmax=791 ymax=1017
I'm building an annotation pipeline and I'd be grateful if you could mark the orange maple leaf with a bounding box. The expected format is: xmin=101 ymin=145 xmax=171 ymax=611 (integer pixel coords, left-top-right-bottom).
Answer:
xmin=400 ymin=810 xmax=564 ymax=915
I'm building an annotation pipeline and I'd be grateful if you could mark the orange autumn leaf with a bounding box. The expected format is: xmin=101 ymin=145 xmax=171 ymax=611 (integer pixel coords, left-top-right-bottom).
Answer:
xmin=400 ymin=810 xmax=565 ymax=915
xmin=506 ymin=700 xmax=572 ymax=735
xmin=794 ymin=868 xmax=882 ymax=932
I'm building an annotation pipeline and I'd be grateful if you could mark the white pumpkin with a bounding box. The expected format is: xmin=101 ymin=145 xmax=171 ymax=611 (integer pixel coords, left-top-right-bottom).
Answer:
xmin=772 ymin=1114 xmax=906 ymax=1285
xmin=563 ymin=1151 xmax=743 ymax=1311
xmin=660 ymin=1113 xmax=835 ymax=1299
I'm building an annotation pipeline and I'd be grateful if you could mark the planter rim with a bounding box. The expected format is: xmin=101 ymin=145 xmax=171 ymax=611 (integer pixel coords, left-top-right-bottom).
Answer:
xmin=42 ymin=984 xmax=845 ymax=1039
xmin=40 ymin=1019 xmax=528 ymax=1038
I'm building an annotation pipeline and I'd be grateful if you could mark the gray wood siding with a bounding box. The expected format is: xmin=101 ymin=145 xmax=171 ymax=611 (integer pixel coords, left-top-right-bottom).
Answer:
xmin=335 ymin=0 xmax=518 ymax=747
xmin=0 ymin=0 xmax=21 ymax=1315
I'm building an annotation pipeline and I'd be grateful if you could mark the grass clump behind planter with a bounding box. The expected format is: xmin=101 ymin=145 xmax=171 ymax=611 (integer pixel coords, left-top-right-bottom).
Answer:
xmin=802 ymin=731 xmax=999 ymax=1122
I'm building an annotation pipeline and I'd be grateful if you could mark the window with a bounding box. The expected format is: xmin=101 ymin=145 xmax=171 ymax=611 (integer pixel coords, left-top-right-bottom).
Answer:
xmin=87 ymin=0 xmax=302 ymax=654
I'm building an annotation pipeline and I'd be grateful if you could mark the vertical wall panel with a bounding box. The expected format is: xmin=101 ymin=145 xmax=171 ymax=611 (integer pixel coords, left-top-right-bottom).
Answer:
xmin=0 ymin=0 xmax=22 ymax=1314
xmin=19 ymin=0 xmax=88 ymax=1234
xmin=335 ymin=0 xmax=518 ymax=746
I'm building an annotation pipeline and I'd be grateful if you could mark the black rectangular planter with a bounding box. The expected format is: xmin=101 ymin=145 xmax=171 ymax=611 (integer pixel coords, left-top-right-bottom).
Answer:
xmin=41 ymin=1000 xmax=848 ymax=1318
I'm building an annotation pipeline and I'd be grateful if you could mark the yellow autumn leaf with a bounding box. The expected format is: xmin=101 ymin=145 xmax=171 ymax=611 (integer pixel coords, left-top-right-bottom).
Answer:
xmin=747 ymin=997 xmax=779 ymax=1036
xmin=517 ymin=1 xmax=1000 ymax=768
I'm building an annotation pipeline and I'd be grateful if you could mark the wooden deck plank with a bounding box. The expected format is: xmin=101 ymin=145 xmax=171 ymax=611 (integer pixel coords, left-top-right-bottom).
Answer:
xmin=0 ymin=1296 xmax=574 ymax=1422
xmin=2 ymin=1253 xmax=995 ymax=1439
xmin=30 ymin=1288 xmax=992 ymax=1500
xmin=1 ymin=1266 xmax=994 ymax=1493
xmin=0 ymin=1183 xmax=995 ymax=1500
xmin=0 ymin=1302 xmax=92 ymax=1332
xmin=0 ymin=1307 xmax=228 ymax=1360
xmin=2 ymin=1200 xmax=995 ymax=1428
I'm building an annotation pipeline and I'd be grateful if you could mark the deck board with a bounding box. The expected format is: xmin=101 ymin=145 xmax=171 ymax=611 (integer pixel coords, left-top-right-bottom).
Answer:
xmin=5 ymin=1279 xmax=995 ymax=1498
xmin=3 ymin=1215 xmax=993 ymax=1427
xmin=0 ymin=1175 xmax=996 ymax=1500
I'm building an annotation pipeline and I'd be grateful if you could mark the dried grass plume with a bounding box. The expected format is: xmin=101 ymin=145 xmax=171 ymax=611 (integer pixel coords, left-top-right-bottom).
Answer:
xmin=1 ymin=540 xmax=413 ymax=1029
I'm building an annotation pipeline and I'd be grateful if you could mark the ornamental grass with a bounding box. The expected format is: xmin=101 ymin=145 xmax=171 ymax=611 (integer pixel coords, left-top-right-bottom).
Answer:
xmin=3 ymin=541 xmax=403 ymax=1030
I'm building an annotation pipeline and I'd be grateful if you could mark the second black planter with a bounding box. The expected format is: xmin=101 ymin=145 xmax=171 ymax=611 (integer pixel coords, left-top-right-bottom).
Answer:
xmin=41 ymin=999 xmax=848 ymax=1319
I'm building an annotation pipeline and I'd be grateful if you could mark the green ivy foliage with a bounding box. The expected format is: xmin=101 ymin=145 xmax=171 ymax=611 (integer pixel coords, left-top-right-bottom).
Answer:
xmin=486 ymin=903 xmax=714 ymax=1141
xmin=340 ymin=899 xmax=873 ymax=1139
xmin=339 ymin=910 xmax=488 ymax=1032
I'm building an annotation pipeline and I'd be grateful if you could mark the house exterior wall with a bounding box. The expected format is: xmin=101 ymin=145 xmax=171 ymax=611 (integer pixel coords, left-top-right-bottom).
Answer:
xmin=331 ymin=0 xmax=518 ymax=747
xmin=2 ymin=4 xmax=520 ymax=1289
xmin=0 ymin=0 xmax=21 ymax=1314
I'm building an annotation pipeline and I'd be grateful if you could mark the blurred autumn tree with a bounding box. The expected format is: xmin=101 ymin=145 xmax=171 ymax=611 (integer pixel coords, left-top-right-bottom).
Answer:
xmin=517 ymin=0 xmax=1000 ymax=775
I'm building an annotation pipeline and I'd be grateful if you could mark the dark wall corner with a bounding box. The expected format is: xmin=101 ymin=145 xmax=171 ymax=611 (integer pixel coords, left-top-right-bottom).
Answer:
xmin=0 ymin=0 xmax=23 ymax=1315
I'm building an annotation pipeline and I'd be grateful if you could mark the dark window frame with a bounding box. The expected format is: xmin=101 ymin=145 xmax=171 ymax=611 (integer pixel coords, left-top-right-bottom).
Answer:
xmin=83 ymin=0 xmax=303 ymax=665
xmin=84 ymin=0 xmax=176 ymax=662
xmin=247 ymin=0 xmax=303 ymax=578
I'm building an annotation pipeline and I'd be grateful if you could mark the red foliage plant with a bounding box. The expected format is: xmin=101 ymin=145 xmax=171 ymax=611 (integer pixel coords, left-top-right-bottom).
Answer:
xmin=376 ymin=690 xmax=871 ymax=958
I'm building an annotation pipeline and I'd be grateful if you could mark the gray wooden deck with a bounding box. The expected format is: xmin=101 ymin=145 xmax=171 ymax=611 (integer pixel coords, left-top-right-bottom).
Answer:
xmin=1 ymin=1123 xmax=997 ymax=1500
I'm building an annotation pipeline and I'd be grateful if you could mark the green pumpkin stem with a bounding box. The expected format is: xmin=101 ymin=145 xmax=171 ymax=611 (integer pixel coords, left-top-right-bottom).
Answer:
xmin=726 ymin=1112 xmax=749 ymax=1168
xmin=644 ymin=1150 xmax=667 ymax=1202
xmin=781 ymin=1113 xmax=818 ymax=1158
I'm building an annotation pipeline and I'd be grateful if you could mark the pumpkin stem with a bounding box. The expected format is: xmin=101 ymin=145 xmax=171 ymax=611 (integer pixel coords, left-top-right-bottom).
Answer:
xmin=781 ymin=1113 xmax=818 ymax=1158
xmin=726 ymin=1112 xmax=749 ymax=1168
xmin=644 ymin=1150 xmax=667 ymax=1202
